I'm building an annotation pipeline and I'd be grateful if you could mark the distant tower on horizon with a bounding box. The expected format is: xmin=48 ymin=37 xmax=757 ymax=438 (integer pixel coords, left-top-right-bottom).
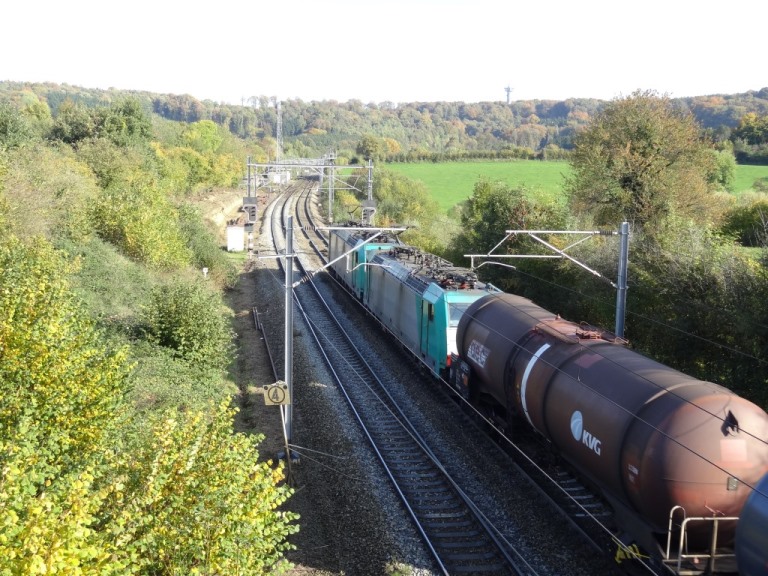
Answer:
xmin=505 ymin=85 xmax=513 ymax=105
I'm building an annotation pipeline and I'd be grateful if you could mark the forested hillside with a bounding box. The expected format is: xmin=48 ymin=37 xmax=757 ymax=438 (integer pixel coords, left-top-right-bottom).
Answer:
xmin=3 ymin=81 xmax=768 ymax=163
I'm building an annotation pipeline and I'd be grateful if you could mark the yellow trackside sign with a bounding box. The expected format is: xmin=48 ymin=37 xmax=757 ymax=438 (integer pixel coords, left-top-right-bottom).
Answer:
xmin=262 ymin=381 xmax=291 ymax=406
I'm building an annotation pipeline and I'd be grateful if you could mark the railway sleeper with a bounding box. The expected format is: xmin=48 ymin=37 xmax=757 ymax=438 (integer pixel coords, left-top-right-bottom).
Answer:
xmin=408 ymin=489 xmax=453 ymax=498
xmin=440 ymin=539 xmax=499 ymax=549
xmin=429 ymin=528 xmax=483 ymax=539
xmin=421 ymin=510 xmax=473 ymax=520
xmin=412 ymin=501 xmax=462 ymax=512
xmin=449 ymin=567 xmax=505 ymax=575
xmin=443 ymin=551 xmax=502 ymax=562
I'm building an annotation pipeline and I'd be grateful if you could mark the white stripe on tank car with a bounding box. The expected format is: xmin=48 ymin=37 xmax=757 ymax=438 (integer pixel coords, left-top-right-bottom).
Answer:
xmin=521 ymin=343 xmax=551 ymax=430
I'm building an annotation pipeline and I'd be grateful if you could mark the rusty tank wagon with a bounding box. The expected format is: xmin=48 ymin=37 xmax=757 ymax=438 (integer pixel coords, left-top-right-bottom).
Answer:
xmin=454 ymin=293 xmax=768 ymax=563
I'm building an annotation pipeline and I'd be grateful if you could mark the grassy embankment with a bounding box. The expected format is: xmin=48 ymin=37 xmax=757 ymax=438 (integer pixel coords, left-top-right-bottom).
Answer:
xmin=388 ymin=160 xmax=768 ymax=212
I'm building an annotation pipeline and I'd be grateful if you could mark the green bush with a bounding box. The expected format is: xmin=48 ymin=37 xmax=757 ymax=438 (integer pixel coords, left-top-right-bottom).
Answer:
xmin=0 ymin=102 xmax=35 ymax=150
xmin=0 ymin=236 xmax=129 ymax=467
xmin=0 ymin=235 xmax=130 ymax=575
xmin=103 ymin=401 xmax=298 ymax=575
xmin=91 ymin=174 xmax=192 ymax=269
xmin=721 ymin=193 xmax=768 ymax=246
xmin=142 ymin=280 xmax=236 ymax=371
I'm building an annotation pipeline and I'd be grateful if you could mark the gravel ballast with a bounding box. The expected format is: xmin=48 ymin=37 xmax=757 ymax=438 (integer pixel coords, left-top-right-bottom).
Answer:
xmin=227 ymin=187 xmax=622 ymax=576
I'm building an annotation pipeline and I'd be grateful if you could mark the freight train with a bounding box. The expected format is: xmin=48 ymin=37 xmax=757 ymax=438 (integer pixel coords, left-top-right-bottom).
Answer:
xmin=328 ymin=225 xmax=768 ymax=575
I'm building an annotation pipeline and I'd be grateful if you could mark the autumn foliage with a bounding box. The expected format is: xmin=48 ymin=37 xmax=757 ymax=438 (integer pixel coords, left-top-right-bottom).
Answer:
xmin=0 ymin=235 xmax=298 ymax=575
xmin=0 ymin=96 xmax=298 ymax=574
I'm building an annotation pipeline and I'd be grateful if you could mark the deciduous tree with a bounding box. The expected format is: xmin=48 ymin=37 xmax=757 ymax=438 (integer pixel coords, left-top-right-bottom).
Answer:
xmin=565 ymin=90 xmax=725 ymax=237
xmin=181 ymin=119 xmax=223 ymax=154
xmin=94 ymin=98 xmax=152 ymax=147
xmin=356 ymin=134 xmax=384 ymax=160
xmin=449 ymin=178 xmax=563 ymax=258
xmin=0 ymin=102 xmax=34 ymax=150
xmin=733 ymin=112 xmax=768 ymax=145
xmin=50 ymin=99 xmax=95 ymax=144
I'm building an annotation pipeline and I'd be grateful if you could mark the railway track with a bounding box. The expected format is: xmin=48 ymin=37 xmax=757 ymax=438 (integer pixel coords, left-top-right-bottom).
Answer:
xmin=256 ymin=179 xmax=626 ymax=576
xmin=291 ymin=187 xmax=652 ymax=571
xmin=265 ymin=181 xmax=533 ymax=575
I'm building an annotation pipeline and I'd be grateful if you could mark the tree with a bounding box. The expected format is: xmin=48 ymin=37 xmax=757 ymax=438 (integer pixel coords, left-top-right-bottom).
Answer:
xmin=22 ymin=97 xmax=53 ymax=137
xmin=732 ymin=112 xmax=768 ymax=145
xmin=371 ymin=169 xmax=437 ymax=226
xmin=710 ymin=148 xmax=737 ymax=191
xmin=565 ymin=90 xmax=724 ymax=237
xmin=49 ymin=99 xmax=95 ymax=144
xmin=181 ymin=119 xmax=223 ymax=154
xmin=450 ymin=178 xmax=563 ymax=256
xmin=356 ymin=134 xmax=384 ymax=161
xmin=94 ymin=98 xmax=152 ymax=147
xmin=0 ymin=102 xmax=34 ymax=150
xmin=445 ymin=178 xmax=566 ymax=291
xmin=383 ymin=137 xmax=402 ymax=156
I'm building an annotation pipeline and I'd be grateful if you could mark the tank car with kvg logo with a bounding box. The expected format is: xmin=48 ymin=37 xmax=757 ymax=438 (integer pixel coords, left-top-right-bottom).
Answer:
xmin=453 ymin=292 xmax=768 ymax=569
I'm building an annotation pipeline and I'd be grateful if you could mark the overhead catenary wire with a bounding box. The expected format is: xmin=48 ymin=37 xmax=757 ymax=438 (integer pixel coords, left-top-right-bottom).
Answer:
xmin=317 ymin=225 xmax=768 ymax=491
xmin=495 ymin=257 xmax=768 ymax=369
xmin=455 ymin=290 xmax=768 ymax=476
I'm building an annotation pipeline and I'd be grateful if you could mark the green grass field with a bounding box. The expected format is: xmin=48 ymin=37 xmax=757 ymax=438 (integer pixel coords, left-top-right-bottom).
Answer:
xmin=387 ymin=160 xmax=571 ymax=213
xmin=732 ymin=164 xmax=768 ymax=194
xmin=387 ymin=160 xmax=768 ymax=213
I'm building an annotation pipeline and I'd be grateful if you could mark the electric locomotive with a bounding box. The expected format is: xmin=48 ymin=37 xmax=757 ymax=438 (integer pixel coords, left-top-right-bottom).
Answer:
xmin=329 ymin=226 xmax=499 ymax=377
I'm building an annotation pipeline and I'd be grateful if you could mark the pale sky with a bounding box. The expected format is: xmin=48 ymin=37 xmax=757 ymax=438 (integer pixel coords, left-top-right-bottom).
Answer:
xmin=2 ymin=0 xmax=764 ymax=105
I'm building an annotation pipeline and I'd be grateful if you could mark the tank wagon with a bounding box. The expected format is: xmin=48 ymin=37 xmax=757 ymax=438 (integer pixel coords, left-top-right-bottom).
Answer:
xmin=454 ymin=292 xmax=768 ymax=568
xmin=735 ymin=473 xmax=768 ymax=576
xmin=329 ymin=226 xmax=499 ymax=377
